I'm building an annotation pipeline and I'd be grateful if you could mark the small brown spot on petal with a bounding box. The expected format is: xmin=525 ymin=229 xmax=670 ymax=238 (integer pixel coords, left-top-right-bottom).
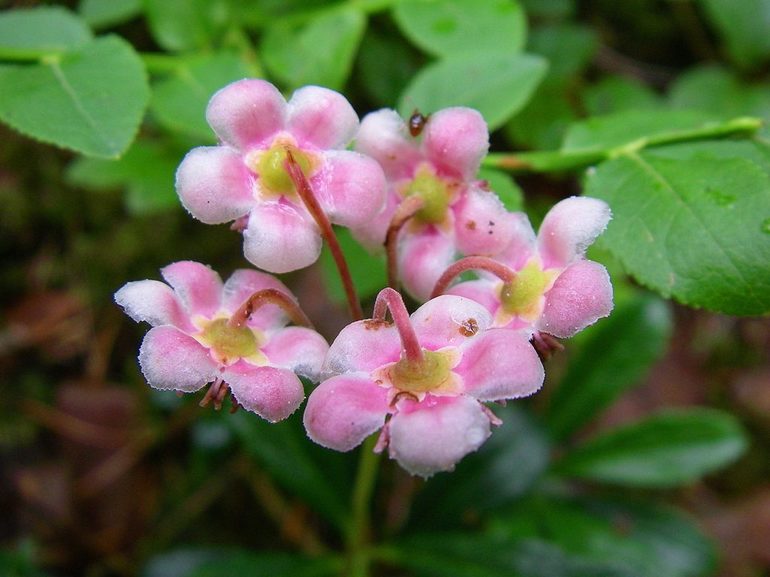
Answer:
xmin=364 ymin=319 xmax=391 ymax=330
xmin=459 ymin=318 xmax=479 ymax=337
xmin=466 ymin=220 xmax=477 ymax=230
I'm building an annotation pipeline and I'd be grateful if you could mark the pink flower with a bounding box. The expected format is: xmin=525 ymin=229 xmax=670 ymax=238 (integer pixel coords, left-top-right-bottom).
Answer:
xmin=114 ymin=261 xmax=328 ymax=421
xmin=303 ymin=290 xmax=544 ymax=477
xmin=446 ymin=197 xmax=614 ymax=338
xmin=354 ymin=108 xmax=520 ymax=300
xmin=175 ymin=79 xmax=387 ymax=273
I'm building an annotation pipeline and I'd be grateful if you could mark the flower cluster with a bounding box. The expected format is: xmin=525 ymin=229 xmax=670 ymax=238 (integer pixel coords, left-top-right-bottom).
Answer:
xmin=116 ymin=79 xmax=613 ymax=477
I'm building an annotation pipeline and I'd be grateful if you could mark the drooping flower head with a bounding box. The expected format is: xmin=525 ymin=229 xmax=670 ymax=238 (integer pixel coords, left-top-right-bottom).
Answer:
xmin=176 ymin=79 xmax=387 ymax=273
xmin=304 ymin=289 xmax=544 ymax=477
xmin=443 ymin=196 xmax=614 ymax=339
xmin=114 ymin=261 xmax=328 ymax=421
xmin=354 ymin=108 xmax=520 ymax=300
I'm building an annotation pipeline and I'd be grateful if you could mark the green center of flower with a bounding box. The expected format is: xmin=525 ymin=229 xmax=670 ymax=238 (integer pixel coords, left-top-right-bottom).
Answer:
xmin=403 ymin=166 xmax=452 ymax=224
xmin=389 ymin=349 xmax=453 ymax=394
xmin=500 ymin=261 xmax=553 ymax=318
xmin=198 ymin=318 xmax=259 ymax=362
xmin=252 ymin=141 xmax=315 ymax=197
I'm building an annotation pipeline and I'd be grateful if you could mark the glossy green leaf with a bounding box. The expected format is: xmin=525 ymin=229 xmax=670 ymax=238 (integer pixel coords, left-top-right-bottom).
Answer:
xmin=478 ymin=167 xmax=523 ymax=211
xmin=528 ymin=23 xmax=596 ymax=82
xmin=585 ymin=140 xmax=770 ymax=315
xmin=546 ymin=294 xmax=672 ymax=440
xmin=399 ymin=52 xmax=547 ymax=130
xmin=393 ymin=0 xmax=526 ymax=57
xmin=555 ymin=408 xmax=748 ymax=487
xmin=320 ymin=228 xmax=387 ymax=305
xmin=0 ymin=35 xmax=149 ymax=158
xmin=699 ymin=0 xmax=770 ymax=68
xmin=144 ymin=0 xmax=227 ymax=52
xmin=78 ymin=0 xmax=142 ymax=29
xmin=150 ymin=53 xmax=254 ymax=141
xmin=356 ymin=27 xmax=423 ymax=107
xmin=261 ymin=7 xmax=366 ymax=90
xmin=584 ymin=76 xmax=662 ymax=116
xmin=0 ymin=7 xmax=92 ymax=59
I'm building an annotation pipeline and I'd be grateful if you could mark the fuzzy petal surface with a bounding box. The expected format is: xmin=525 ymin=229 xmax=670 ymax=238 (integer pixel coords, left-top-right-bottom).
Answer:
xmin=206 ymin=79 xmax=286 ymax=150
xmin=537 ymin=196 xmax=611 ymax=269
xmin=323 ymin=321 xmax=401 ymax=378
xmin=423 ymin=107 xmax=488 ymax=181
xmin=304 ymin=374 xmax=389 ymax=451
xmin=457 ymin=329 xmax=544 ymax=401
xmin=225 ymin=362 xmax=304 ymax=422
xmin=537 ymin=260 xmax=614 ymax=338
xmin=399 ymin=228 xmax=456 ymax=302
xmin=176 ymin=146 xmax=254 ymax=224
xmin=243 ymin=202 xmax=322 ymax=273
xmin=388 ymin=395 xmax=490 ymax=477
xmin=138 ymin=326 xmax=218 ymax=392
xmin=161 ymin=261 xmax=223 ymax=318
xmin=115 ymin=280 xmax=191 ymax=330
xmin=315 ymin=150 xmax=386 ymax=228
xmin=348 ymin=189 xmax=397 ymax=250
xmin=262 ymin=326 xmax=329 ymax=382
xmin=454 ymin=186 xmax=519 ymax=256
xmin=355 ymin=108 xmax=420 ymax=180
xmin=445 ymin=279 xmax=501 ymax=318
xmin=221 ymin=269 xmax=291 ymax=327
xmin=410 ymin=295 xmax=493 ymax=350
xmin=287 ymin=86 xmax=359 ymax=150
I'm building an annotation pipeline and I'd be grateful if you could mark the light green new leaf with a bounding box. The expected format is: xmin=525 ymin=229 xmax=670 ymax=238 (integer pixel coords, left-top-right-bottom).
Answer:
xmin=399 ymin=52 xmax=547 ymax=131
xmin=144 ymin=0 xmax=227 ymax=52
xmin=555 ymin=408 xmax=748 ymax=487
xmin=78 ymin=0 xmax=142 ymax=29
xmin=261 ymin=7 xmax=366 ymax=90
xmin=585 ymin=140 xmax=770 ymax=315
xmin=393 ymin=0 xmax=526 ymax=58
xmin=0 ymin=6 xmax=92 ymax=59
xmin=0 ymin=35 xmax=149 ymax=158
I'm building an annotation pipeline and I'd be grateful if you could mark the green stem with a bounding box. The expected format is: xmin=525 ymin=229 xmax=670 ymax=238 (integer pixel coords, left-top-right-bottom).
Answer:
xmin=484 ymin=116 xmax=763 ymax=174
xmin=346 ymin=435 xmax=381 ymax=577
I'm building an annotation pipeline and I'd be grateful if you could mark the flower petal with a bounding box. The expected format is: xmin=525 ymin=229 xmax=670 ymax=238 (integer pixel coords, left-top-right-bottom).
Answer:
xmin=348 ymin=189 xmax=398 ymax=250
xmin=423 ymin=107 xmax=489 ymax=181
xmin=323 ymin=320 xmax=401 ymax=377
xmin=115 ymin=280 xmax=191 ymax=330
xmin=410 ymin=295 xmax=493 ymax=350
xmin=206 ymin=79 xmax=286 ymax=150
xmin=221 ymin=269 xmax=292 ymax=328
xmin=457 ymin=329 xmax=544 ymax=401
xmin=160 ymin=261 xmax=223 ymax=318
xmin=304 ymin=374 xmax=389 ymax=451
xmin=496 ymin=212 xmax=537 ymax=270
xmin=388 ymin=395 xmax=490 ymax=477
xmin=537 ymin=259 xmax=614 ymax=338
xmin=176 ymin=146 xmax=254 ymax=224
xmin=445 ymin=279 xmax=502 ymax=319
xmin=138 ymin=326 xmax=217 ymax=392
xmin=242 ymin=202 xmax=322 ymax=273
xmin=537 ymin=196 xmax=611 ymax=269
xmin=314 ymin=150 xmax=387 ymax=228
xmin=287 ymin=86 xmax=359 ymax=150
xmin=454 ymin=186 xmax=519 ymax=256
xmin=262 ymin=326 xmax=329 ymax=382
xmin=355 ymin=109 xmax=420 ymax=180
xmin=399 ymin=227 xmax=456 ymax=301
xmin=224 ymin=362 xmax=304 ymax=422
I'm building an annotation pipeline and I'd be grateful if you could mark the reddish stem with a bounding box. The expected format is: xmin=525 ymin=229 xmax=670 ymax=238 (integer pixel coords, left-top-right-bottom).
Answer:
xmin=229 ymin=288 xmax=314 ymax=329
xmin=385 ymin=196 xmax=425 ymax=290
xmin=430 ymin=256 xmax=517 ymax=299
xmin=373 ymin=288 xmax=423 ymax=363
xmin=284 ymin=150 xmax=363 ymax=321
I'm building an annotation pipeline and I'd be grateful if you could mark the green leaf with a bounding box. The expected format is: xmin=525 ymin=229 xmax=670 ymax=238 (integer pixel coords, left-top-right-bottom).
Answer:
xmin=78 ymin=0 xmax=142 ymax=29
xmin=320 ymin=228 xmax=386 ymax=305
xmin=583 ymin=76 xmax=662 ymax=116
xmin=545 ymin=293 xmax=672 ymax=440
xmin=585 ymin=140 xmax=770 ymax=315
xmin=0 ymin=7 xmax=92 ymax=59
xmin=399 ymin=52 xmax=547 ymax=131
xmin=478 ymin=167 xmax=523 ymax=211
xmin=698 ymin=0 xmax=770 ymax=68
xmin=144 ymin=0 xmax=227 ymax=52
xmin=356 ymin=27 xmax=423 ymax=107
xmin=150 ymin=53 xmax=254 ymax=141
xmin=528 ymin=23 xmax=596 ymax=82
xmin=261 ymin=7 xmax=366 ymax=90
xmin=0 ymin=35 xmax=149 ymax=158
xmin=393 ymin=0 xmax=526 ymax=58
xmin=505 ymin=81 xmax=578 ymax=150
xmin=554 ymin=408 xmax=748 ymax=487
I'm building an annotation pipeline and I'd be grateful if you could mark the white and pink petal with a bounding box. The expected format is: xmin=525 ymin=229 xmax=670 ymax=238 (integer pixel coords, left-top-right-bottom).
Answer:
xmin=453 ymin=186 xmax=519 ymax=256
xmin=398 ymin=228 xmax=457 ymax=302
xmin=161 ymin=261 xmax=223 ymax=318
xmin=138 ymin=326 xmax=218 ymax=392
xmin=323 ymin=320 xmax=401 ymax=377
xmin=423 ymin=107 xmax=489 ymax=181
xmin=355 ymin=109 xmax=421 ymax=180
xmin=409 ymin=295 xmax=493 ymax=350
xmin=537 ymin=196 xmax=611 ymax=269
xmin=261 ymin=326 xmax=329 ymax=382
xmin=115 ymin=280 xmax=192 ymax=331
xmin=287 ymin=86 xmax=359 ymax=150
xmin=224 ymin=362 xmax=304 ymax=422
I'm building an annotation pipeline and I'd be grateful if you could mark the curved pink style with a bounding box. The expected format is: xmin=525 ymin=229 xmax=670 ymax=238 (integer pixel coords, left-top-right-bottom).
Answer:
xmin=115 ymin=261 xmax=328 ymax=422
xmin=176 ymin=79 xmax=386 ymax=273
xmin=304 ymin=294 xmax=544 ymax=477
xmin=447 ymin=196 xmax=614 ymax=338
xmin=354 ymin=107 xmax=518 ymax=300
